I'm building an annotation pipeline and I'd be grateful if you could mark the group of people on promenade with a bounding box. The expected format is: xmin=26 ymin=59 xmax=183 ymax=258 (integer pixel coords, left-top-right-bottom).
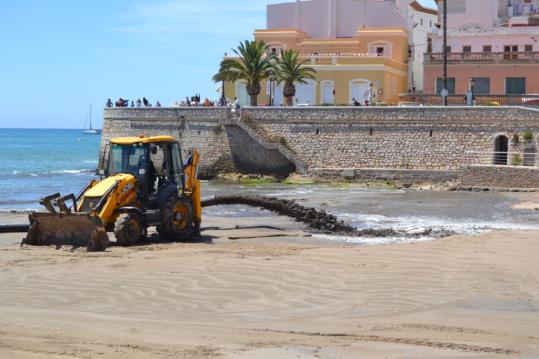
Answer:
xmin=173 ymin=95 xmax=240 ymax=111
xmin=105 ymin=94 xmax=241 ymax=111
xmin=107 ymin=98 xmax=162 ymax=108
xmin=106 ymin=95 xmax=385 ymax=109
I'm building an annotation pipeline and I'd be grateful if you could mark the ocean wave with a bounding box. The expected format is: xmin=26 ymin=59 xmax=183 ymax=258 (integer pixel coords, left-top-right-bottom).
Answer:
xmin=0 ymin=198 xmax=38 ymax=206
xmin=313 ymin=233 xmax=437 ymax=246
xmin=205 ymin=206 xmax=268 ymax=217
xmin=6 ymin=169 xmax=95 ymax=178
xmin=334 ymin=211 xmax=539 ymax=236
xmin=0 ymin=208 xmax=36 ymax=214
xmin=50 ymin=169 xmax=95 ymax=174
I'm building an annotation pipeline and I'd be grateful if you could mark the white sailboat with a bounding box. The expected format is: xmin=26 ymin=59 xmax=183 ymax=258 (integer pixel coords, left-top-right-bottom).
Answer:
xmin=83 ymin=105 xmax=99 ymax=135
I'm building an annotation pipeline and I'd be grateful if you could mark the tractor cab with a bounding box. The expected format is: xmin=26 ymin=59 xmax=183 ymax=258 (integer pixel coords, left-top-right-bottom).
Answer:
xmin=101 ymin=136 xmax=185 ymax=205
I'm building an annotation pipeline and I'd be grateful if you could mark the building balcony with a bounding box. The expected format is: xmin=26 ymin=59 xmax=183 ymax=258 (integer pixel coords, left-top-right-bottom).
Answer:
xmin=299 ymin=52 xmax=403 ymax=66
xmin=301 ymin=52 xmax=386 ymax=58
xmin=399 ymin=93 xmax=539 ymax=106
xmin=424 ymin=52 xmax=539 ymax=65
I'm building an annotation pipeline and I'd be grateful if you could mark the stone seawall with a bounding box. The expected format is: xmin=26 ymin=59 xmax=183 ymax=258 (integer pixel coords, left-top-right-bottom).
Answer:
xmin=102 ymin=106 xmax=539 ymax=188
xmin=461 ymin=165 xmax=539 ymax=190
xmin=243 ymin=106 xmax=539 ymax=172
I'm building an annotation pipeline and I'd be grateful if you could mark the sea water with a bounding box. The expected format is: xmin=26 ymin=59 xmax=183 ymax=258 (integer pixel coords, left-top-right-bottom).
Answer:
xmin=0 ymin=129 xmax=100 ymax=210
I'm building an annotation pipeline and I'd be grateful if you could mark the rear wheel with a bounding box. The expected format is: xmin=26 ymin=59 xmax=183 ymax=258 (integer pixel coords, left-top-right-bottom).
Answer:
xmin=157 ymin=196 xmax=193 ymax=241
xmin=114 ymin=213 xmax=143 ymax=246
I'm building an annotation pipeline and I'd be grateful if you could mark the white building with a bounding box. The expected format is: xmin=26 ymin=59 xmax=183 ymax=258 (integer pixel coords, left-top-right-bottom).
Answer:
xmin=267 ymin=0 xmax=410 ymax=39
xmin=406 ymin=1 xmax=438 ymax=92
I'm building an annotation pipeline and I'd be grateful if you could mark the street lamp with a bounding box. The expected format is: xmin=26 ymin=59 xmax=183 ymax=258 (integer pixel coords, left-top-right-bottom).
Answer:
xmin=221 ymin=52 xmax=227 ymax=103
xmin=268 ymin=70 xmax=274 ymax=106
xmin=222 ymin=80 xmax=225 ymax=100
xmin=443 ymin=0 xmax=448 ymax=106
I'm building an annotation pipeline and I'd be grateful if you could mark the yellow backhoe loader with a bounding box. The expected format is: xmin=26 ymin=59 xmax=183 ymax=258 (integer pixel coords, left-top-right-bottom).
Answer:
xmin=23 ymin=135 xmax=202 ymax=251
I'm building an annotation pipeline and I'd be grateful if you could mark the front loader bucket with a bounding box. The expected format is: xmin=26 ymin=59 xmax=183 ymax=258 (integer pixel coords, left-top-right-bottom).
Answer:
xmin=23 ymin=212 xmax=109 ymax=252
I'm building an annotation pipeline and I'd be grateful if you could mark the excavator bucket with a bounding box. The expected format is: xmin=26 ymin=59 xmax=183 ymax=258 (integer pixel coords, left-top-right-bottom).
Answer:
xmin=23 ymin=213 xmax=109 ymax=251
xmin=22 ymin=194 xmax=109 ymax=252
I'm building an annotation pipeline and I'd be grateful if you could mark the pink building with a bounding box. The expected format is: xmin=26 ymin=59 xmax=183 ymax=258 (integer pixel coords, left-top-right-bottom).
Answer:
xmin=423 ymin=0 xmax=539 ymax=97
xmin=267 ymin=0 xmax=410 ymax=39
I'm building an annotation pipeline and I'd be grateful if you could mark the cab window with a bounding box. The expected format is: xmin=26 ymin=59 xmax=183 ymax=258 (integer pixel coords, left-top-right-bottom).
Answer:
xmin=171 ymin=142 xmax=184 ymax=186
xmin=109 ymin=144 xmax=147 ymax=180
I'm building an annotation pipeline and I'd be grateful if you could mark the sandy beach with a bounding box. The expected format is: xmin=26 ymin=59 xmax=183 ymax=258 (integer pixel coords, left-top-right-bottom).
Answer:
xmin=1 ymin=210 xmax=539 ymax=358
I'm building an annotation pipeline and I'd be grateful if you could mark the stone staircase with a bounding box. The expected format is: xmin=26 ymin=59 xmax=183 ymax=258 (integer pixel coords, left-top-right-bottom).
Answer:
xmin=233 ymin=114 xmax=307 ymax=174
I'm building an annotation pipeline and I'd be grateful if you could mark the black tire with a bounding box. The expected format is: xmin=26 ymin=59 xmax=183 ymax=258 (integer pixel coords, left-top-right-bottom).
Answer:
xmin=157 ymin=196 xmax=193 ymax=241
xmin=114 ymin=213 xmax=143 ymax=246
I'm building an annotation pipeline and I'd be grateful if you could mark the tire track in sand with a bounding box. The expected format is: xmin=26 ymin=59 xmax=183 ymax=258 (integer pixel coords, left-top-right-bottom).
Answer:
xmin=253 ymin=329 xmax=519 ymax=355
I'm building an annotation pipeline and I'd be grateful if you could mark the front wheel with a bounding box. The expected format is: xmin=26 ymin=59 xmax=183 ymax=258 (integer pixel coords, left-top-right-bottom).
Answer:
xmin=114 ymin=213 xmax=143 ymax=246
xmin=157 ymin=197 xmax=194 ymax=241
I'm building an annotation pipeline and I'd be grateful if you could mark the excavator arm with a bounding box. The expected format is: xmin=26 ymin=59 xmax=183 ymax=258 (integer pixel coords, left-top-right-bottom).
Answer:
xmin=183 ymin=149 xmax=202 ymax=234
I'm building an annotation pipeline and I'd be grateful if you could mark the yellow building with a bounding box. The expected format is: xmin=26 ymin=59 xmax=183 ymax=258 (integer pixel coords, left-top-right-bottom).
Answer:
xmin=223 ymin=0 xmax=411 ymax=106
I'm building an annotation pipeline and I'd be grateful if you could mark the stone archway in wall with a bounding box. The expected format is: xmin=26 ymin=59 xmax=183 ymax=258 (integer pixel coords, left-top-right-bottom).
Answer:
xmin=494 ymin=135 xmax=509 ymax=165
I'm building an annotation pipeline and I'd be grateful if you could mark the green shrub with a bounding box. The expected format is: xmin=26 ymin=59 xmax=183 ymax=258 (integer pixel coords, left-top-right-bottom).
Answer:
xmin=511 ymin=153 xmax=522 ymax=166
xmin=522 ymin=131 xmax=534 ymax=143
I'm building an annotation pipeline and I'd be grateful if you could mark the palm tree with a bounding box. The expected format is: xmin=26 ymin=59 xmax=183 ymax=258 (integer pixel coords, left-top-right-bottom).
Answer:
xmin=213 ymin=40 xmax=274 ymax=107
xmin=273 ymin=49 xmax=317 ymax=106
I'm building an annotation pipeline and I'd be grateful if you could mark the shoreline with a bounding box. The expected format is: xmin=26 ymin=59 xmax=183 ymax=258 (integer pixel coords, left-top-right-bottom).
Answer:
xmin=2 ymin=185 xmax=539 ymax=240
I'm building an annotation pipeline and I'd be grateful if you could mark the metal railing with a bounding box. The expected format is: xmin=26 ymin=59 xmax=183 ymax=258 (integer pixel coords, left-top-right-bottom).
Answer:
xmin=301 ymin=52 xmax=383 ymax=58
xmin=399 ymin=94 xmax=539 ymax=106
xmin=510 ymin=7 xmax=539 ymax=16
xmin=465 ymin=150 xmax=538 ymax=167
xmin=424 ymin=52 xmax=539 ymax=64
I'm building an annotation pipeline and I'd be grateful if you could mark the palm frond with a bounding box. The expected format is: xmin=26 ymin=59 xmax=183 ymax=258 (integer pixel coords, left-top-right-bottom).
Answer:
xmin=213 ymin=40 xmax=274 ymax=84
xmin=273 ymin=49 xmax=317 ymax=86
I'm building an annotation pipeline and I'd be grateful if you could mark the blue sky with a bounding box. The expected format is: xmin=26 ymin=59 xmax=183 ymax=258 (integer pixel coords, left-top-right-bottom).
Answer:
xmin=0 ymin=0 xmax=437 ymax=129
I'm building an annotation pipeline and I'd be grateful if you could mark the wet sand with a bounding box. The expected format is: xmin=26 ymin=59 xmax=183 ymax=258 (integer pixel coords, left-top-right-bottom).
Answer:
xmin=1 ymin=212 xmax=539 ymax=358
